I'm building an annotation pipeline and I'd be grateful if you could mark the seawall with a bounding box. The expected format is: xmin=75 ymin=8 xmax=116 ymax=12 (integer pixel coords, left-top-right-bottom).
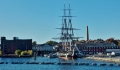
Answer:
xmin=84 ymin=56 xmax=120 ymax=64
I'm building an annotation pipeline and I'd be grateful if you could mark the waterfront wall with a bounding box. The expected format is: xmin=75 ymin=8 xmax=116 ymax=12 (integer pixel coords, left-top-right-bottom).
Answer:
xmin=0 ymin=55 xmax=32 ymax=58
xmin=84 ymin=56 xmax=120 ymax=64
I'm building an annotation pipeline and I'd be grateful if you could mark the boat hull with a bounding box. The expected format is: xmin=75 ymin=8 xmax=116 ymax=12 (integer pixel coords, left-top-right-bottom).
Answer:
xmin=58 ymin=56 xmax=75 ymax=60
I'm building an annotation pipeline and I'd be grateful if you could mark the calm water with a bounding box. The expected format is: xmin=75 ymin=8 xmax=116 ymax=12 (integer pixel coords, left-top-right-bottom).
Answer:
xmin=0 ymin=57 xmax=120 ymax=70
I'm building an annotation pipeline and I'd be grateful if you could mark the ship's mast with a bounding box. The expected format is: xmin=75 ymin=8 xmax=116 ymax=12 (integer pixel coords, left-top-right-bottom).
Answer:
xmin=53 ymin=4 xmax=82 ymax=52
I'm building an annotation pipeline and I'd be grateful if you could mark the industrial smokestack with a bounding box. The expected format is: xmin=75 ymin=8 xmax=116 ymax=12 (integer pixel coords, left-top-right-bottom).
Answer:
xmin=86 ymin=26 xmax=89 ymax=41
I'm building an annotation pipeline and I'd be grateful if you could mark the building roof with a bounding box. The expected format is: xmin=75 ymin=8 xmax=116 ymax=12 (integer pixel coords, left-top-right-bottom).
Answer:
xmin=36 ymin=44 xmax=52 ymax=46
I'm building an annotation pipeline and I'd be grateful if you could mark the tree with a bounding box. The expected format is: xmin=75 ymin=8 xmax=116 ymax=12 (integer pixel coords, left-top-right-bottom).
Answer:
xmin=106 ymin=38 xmax=114 ymax=43
xmin=79 ymin=40 xmax=86 ymax=43
xmin=15 ymin=50 xmax=22 ymax=55
xmin=97 ymin=38 xmax=104 ymax=41
xmin=32 ymin=41 xmax=37 ymax=46
xmin=27 ymin=50 xmax=33 ymax=55
xmin=21 ymin=51 xmax=25 ymax=55
xmin=21 ymin=51 xmax=28 ymax=55
xmin=117 ymin=40 xmax=120 ymax=47
xmin=106 ymin=38 xmax=118 ymax=45
xmin=45 ymin=40 xmax=58 ymax=46
xmin=0 ymin=50 xmax=2 ymax=55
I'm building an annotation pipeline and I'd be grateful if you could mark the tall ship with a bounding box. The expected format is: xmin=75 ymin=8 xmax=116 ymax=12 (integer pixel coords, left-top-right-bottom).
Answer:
xmin=53 ymin=4 xmax=83 ymax=58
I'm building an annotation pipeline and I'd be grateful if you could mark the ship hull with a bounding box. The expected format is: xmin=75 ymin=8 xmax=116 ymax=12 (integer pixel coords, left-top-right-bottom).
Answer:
xmin=57 ymin=52 xmax=82 ymax=60
xmin=58 ymin=56 xmax=76 ymax=60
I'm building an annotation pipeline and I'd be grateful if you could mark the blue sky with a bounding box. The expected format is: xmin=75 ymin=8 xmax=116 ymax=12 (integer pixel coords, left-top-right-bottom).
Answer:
xmin=0 ymin=0 xmax=120 ymax=44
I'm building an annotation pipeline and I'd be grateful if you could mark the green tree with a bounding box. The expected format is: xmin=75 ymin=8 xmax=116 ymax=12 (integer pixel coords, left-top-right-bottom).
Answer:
xmin=21 ymin=51 xmax=24 ymax=55
xmin=80 ymin=40 xmax=86 ymax=43
xmin=117 ymin=40 xmax=120 ymax=47
xmin=21 ymin=51 xmax=28 ymax=55
xmin=32 ymin=41 xmax=37 ymax=46
xmin=118 ymin=42 xmax=120 ymax=47
xmin=97 ymin=38 xmax=104 ymax=41
xmin=0 ymin=50 xmax=2 ymax=55
xmin=27 ymin=50 xmax=33 ymax=55
xmin=15 ymin=50 xmax=22 ymax=55
xmin=45 ymin=40 xmax=58 ymax=46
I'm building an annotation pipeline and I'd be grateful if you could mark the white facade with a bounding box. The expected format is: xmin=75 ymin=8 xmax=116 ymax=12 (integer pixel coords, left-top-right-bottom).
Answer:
xmin=106 ymin=49 xmax=120 ymax=52
xmin=32 ymin=44 xmax=54 ymax=51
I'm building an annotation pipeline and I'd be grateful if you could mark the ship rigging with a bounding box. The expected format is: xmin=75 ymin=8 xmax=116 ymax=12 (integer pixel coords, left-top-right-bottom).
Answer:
xmin=53 ymin=4 xmax=83 ymax=57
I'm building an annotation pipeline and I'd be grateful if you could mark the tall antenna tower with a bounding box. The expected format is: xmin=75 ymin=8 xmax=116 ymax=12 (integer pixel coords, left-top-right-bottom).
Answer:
xmin=53 ymin=4 xmax=83 ymax=52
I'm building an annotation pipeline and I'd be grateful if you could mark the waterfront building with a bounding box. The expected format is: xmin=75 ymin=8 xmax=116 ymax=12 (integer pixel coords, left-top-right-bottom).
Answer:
xmin=32 ymin=44 xmax=54 ymax=54
xmin=1 ymin=37 xmax=32 ymax=55
xmin=76 ymin=42 xmax=119 ymax=54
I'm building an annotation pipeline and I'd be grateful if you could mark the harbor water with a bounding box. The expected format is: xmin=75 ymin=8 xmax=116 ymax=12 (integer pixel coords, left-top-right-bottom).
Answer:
xmin=0 ymin=57 xmax=120 ymax=70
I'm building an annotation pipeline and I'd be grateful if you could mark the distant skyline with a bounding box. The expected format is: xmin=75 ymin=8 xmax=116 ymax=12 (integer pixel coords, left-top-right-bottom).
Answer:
xmin=0 ymin=0 xmax=120 ymax=44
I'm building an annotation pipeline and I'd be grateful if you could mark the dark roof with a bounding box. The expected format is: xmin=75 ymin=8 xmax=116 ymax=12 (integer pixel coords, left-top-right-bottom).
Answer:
xmin=37 ymin=44 xmax=52 ymax=46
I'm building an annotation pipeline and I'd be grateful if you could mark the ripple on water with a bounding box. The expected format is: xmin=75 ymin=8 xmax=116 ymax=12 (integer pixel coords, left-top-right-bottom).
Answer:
xmin=0 ymin=57 xmax=120 ymax=70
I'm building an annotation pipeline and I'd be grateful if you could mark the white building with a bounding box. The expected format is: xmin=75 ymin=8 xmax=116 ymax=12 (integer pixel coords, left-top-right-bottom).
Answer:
xmin=32 ymin=44 xmax=54 ymax=52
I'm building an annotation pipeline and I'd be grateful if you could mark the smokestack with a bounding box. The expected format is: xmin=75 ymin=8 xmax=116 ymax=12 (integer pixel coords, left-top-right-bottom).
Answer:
xmin=86 ymin=26 xmax=89 ymax=41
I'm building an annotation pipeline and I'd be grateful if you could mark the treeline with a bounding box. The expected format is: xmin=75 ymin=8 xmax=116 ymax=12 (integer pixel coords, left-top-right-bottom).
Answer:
xmin=78 ymin=38 xmax=120 ymax=47
xmin=32 ymin=38 xmax=120 ymax=47
xmin=32 ymin=40 xmax=58 ymax=46
xmin=15 ymin=50 xmax=33 ymax=56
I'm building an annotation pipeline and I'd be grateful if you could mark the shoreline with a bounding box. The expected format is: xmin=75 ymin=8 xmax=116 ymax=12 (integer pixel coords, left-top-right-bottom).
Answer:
xmin=0 ymin=55 xmax=33 ymax=58
xmin=83 ymin=56 xmax=120 ymax=64
xmin=1 ymin=54 xmax=120 ymax=64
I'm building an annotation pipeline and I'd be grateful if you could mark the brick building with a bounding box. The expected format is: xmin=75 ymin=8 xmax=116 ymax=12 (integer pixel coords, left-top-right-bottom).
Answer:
xmin=76 ymin=42 xmax=119 ymax=54
xmin=1 ymin=37 xmax=32 ymax=55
